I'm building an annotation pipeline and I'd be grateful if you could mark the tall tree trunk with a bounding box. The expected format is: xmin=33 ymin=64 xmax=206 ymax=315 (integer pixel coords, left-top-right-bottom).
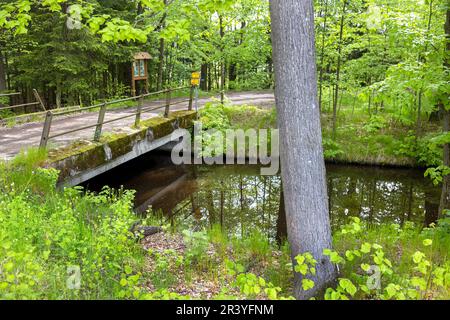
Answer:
xmin=229 ymin=63 xmax=237 ymax=83
xmin=439 ymin=8 xmax=450 ymax=217
xmin=332 ymin=0 xmax=347 ymax=140
xmin=270 ymin=0 xmax=336 ymax=300
xmin=0 ymin=49 xmax=6 ymax=92
xmin=207 ymin=63 xmax=213 ymax=91
xmin=56 ymin=80 xmax=62 ymax=109
xmin=417 ymin=0 xmax=434 ymax=138
xmin=157 ymin=0 xmax=168 ymax=91
xmin=276 ymin=190 xmax=287 ymax=245
xmin=220 ymin=188 xmax=225 ymax=230
xmin=318 ymin=0 xmax=328 ymax=112
xmin=219 ymin=15 xmax=226 ymax=104
xmin=201 ymin=63 xmax=208 ymax=91
xmin=207 ymin=191 xmax=216 ymax=227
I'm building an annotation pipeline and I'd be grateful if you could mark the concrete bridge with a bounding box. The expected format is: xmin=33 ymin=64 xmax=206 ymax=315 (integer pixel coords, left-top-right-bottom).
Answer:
xmin=0 ymin=90 xmax=274 ymax=186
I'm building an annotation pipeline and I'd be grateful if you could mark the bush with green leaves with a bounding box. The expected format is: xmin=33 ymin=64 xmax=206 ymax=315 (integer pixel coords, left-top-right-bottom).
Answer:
xmin=0 ymin=150 xmax=145 ymax=300
xmin=363 ymin=115 xmax=387 ymax=134
xmin=289 ymin=217 xmax=450 ymax=300
xmin=395 ymin=132 xmax=445 ymax=167
xmin=323 ymin=138 xmax=345 ymax=159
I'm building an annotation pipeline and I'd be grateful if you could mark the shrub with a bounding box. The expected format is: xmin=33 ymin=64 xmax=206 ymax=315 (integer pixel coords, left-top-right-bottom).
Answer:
xmin=0 ymin=150 xmax=144 ymax=299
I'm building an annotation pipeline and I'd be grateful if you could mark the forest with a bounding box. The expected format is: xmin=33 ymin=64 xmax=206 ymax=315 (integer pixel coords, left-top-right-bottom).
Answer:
xmin=0 ymin=0 xmax=449 ymax=302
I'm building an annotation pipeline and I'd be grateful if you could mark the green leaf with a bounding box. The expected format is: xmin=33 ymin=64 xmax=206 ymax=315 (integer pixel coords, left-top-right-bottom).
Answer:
xmin=361 ymin=264 xmax=371 ymax=272
xmin=258 ymin=277 xmax=266 ymax=287
xmin=411 ymin=277 xmax=427 ymax=291
xmin=412 ymin=251 xmax=425 ymax=264
xmin=124 ymin=266 xmax=133 ymax=275
xmin=360 ymin=242 xmax=372 ymax=254
xmin=339 ymin=278 xmax=357 ymax=297
xmin=302 ymin=279 xmax=315 ymax=291
xmin=295 ymin=263 xmax=309 ymax=275
xmin=345 ymin=250 xmax=354 ymax=261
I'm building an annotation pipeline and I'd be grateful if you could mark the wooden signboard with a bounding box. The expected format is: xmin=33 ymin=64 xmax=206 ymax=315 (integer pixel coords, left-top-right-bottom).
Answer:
xmin=131 ymin=52 xmax=152 ymax=96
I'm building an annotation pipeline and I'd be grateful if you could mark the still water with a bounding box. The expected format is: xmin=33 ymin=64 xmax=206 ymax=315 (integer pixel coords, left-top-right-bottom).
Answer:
xmin=84 ymin=151 xmax=441 ymax=240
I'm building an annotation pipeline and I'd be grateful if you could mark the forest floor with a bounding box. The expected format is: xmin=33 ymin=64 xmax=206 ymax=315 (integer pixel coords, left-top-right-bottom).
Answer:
xmin=137 ymin=216 xmax=450 ymax=300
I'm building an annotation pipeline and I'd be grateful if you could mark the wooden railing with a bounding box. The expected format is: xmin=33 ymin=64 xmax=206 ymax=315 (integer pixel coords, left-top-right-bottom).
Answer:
xmin=39 ymin=86 xmax=196 ymax=148
xmin=0 ymin=90 xmax=46 ymax=113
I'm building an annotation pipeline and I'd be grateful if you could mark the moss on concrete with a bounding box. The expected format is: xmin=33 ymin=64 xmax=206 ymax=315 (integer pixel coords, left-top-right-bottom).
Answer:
xmin=46 ymin=111 xmax=196 ymax=183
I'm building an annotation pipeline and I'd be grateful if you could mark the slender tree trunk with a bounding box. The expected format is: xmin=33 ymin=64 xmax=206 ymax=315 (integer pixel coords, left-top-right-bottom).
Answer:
xmin=5 ymin=52 xmax=10 ymax=90
xmin=318 ymin=0 xmax=328 ymax=112
xmin=220 ymin=188 xmax=225 ymax=230
xmin=270 ymin=0 xmax=336 ymax=300
xmin=157 ymin=0 xmax=168 ymax=91
xmin=56 ymin=80 xmax=62 ymax=109
xmin=207 ymin=191 xmax=216 ymax=227
xmin=276 ymin=190 xmax=287 ymax=245
xmin=332 ymin=0 xmax=347 ymax=140
xmin=229 ymin=63 xmax=237 ymax=83
xmin=417 ymin=0 xmax=434 ymax=138
xmin=219 ymin=15 xmax=226 ymax=104
xmin=439 ymin=8 xmax=450 ymax=217
xmin=207 ymin=63 xmax=213 ymax=91
xmin=0 ymin=49 xmax=6 ymax=92
xmin=201 ymin=63 xmax=208 ymax=91
xmin=417 ymin=91 xmax=422 ymax=137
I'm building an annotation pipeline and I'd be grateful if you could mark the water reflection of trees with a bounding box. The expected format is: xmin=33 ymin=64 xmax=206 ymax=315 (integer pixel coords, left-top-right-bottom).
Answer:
xmin=327 ymin=165 xmax=440 ymax=229
xmin=169 ymin=166 xmax=282 ymax=241
xmin=146 ymin=164 xmax=440 ymax=241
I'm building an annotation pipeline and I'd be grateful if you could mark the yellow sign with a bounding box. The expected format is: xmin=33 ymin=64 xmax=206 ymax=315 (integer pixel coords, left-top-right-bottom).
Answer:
xmin=191 ymin=71 xmax=201 ymax=86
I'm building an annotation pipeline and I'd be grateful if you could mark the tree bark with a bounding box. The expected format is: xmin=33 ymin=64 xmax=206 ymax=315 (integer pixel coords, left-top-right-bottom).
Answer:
xmin=269 ymin=0 xmax=336 ymax=300
xmin=439 ymin=8 xmax=450 ymax=217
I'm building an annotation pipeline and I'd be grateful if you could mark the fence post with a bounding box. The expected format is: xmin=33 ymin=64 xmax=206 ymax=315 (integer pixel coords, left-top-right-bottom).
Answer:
xmin=135 ymin=95 xmax=144 ymax=127
xmin=40 ymin=111 xmax=53 ymax=148
xmin=164 ymin=88 xmax=172 ymax=118
xmin=94 ymin=103 xmax=107 ymax=142
xmin=32 ymin=89 xmax=47 ymax=111
xmin=188 ymin=86 xmax=195 ymax=111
